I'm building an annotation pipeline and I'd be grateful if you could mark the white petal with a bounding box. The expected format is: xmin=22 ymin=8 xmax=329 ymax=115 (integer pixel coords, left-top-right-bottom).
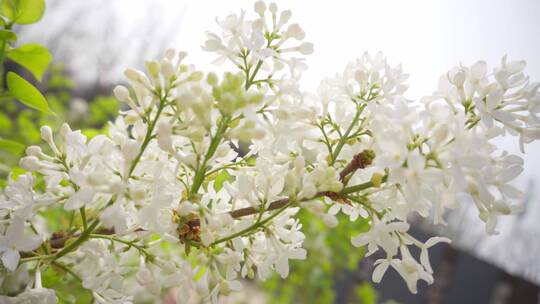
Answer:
xmin=275 ymin=256 xmax=289 ymax=278
xmin=351 ymin=233 xmax=370 ymax=247
xmin=420 ymin=248 xmax=433 ymax=273
xmin=372 ymin=261 xmax=389 ymax=283
xmin=425 ymin=236 xmax=451 ymax=247
xmin=17 ymin=235 xmax=42 ymax=252
xmin=2 ymin=250 xmax=20 ymax=271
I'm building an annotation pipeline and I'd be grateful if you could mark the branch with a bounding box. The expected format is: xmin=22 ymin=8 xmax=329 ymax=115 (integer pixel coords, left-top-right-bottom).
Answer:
xmin=226 ymin=150 xmax=375 ymax=219
xmin=339 ymin=150 xmax=375 ymax=182
xmin=27 ymin=151 xmax=377 ymax=253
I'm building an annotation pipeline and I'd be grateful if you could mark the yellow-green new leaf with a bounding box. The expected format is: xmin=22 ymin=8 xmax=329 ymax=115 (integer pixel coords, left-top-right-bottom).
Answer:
xmin=0 ymin=29 xmax=17 ymax=41
xmin=0 ymin=137 xmax=25 ymax=156
xmin=6 ymin=72 xmax=53 ymax=114
xmin=0 ymin=0 xmax=45 ymax=25
xmin=7 ymin=43 xmax=52 ymax=81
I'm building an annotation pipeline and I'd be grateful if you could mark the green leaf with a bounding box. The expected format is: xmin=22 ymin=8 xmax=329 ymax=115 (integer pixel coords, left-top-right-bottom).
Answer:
xmin=213 ymin=170 xmax=231 ymax=192
xmin=7 ymin=43 xmax=52 ymax=80
xmin=6 ymin=72 xmax=53 ymax=114
xmin=0 ymin=137 xmax=24 ymax=155
xmin=9 ymin=167 xmax=27 ymax=180
xmin=0 ymin=29 xmax=16 ymax=41
xmin=0 ymin=0 xmax=45 ymax=25
xmin=0 ymin=112 xmax=12 ymax=132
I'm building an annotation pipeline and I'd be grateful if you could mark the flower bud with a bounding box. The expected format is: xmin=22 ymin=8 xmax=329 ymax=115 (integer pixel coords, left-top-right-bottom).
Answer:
xmin=20 ymin=156 xmax=42 ymax=171
xmin=220 ymin=279 xmax=232 ymax=295
xmin=254 ymin=1 xmax=266 ymax=15
xmin=124 ymin=68 xmax=151 ymax=87
xmin=114 ymin=85 xmax=131 ymax=102
xmin=59 ymin=123 xmax=72 ymax=138
xmin=188 ymin=71 xmax=203 ymax=82
xmin=278 ymin=10 xmax=292 ymax=27
xmin=287 ymin=23 xmax=305 ymax=40
xmin=269 ymin=2 xmax=277 ymax=14
xmin=145 ymin=60 xmax=160 ymax=79
xmin=371 ymin=172 xmax=384 ymax=187
xmin=160 ymin=59 xmax=175 ymax=80
xmin=165 ymin=48 xmax=176 ymax=61
xmin=40 ymin=126 xmax=60 ymax=155
xmin=40 ymin=126 xmax=53 ymax=143
xmin=26 ymin=146 xmax=42 ymax=157
xmin=452 ymin=70 xmax=466 ymax=87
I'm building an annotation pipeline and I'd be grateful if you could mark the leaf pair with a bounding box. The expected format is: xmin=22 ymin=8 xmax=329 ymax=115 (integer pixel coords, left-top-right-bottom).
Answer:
xmin=0 ymin=0 xmax=53 ymax=114
xmin=7 ymin=43 xmax=52 ymax=81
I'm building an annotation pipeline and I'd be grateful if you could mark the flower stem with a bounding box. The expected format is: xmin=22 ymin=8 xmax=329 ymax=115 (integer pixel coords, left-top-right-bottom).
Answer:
xmin=127 ymin=96 xmax=166 ymax=179
xmin=189 ymin=115 xmax=230 ymax=198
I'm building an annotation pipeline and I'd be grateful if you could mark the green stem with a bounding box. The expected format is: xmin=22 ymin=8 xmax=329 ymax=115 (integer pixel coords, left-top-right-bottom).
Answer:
xmin=51 ymin=261 xmax=82 ymax=282
xmin=341 ymin=176 xmax=387 ymax=195
xmin=331 ymin=104 xmax=365 ymax=165
xmin=80 ymin=207 xmax=87 ymax=230
xmin=189 ymin=115 xmax=230 ymax=198
xmin=53 ymin=218 xmax=100 ymax=260
xmin=20 ymin=254 xmax=55 ymax=264
xmin=127 ymin=98 xmax=166 ymax=178
xmin=89 ymin=234 xmax=153 ymax=260
xmin=246 ymin=60 xmax=263 ymax=89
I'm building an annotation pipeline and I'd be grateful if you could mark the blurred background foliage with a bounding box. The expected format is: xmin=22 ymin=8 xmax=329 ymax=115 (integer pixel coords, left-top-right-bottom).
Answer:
xmin=263 ymin=211 xmax=378 ymax=304
xmin=0 ymin=63 xmax=118 ymax=185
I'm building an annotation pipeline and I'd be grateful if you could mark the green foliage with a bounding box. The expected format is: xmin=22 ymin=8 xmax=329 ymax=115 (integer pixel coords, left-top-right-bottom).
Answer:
xmin=7 ymin=71 xmax=52 ymax=113
xmin=0 ymin=63 xmax=119 ymax=181
xmin=40 ymin=206 xmax=75 ymax=232
xmin=262 ymin=208 xmax=374 ymax=304
xmin=0 ymin=0 xmax=45 ymax=25
xmin=0 ymin=40 xmax=117 ymax=304
xmin=7 ymin=43 xmax=52 ymax=80
xmin=212 ymin=72 xmax=263 ymax=115
xmin=355 ymin=282 xmax=378 ymax=304
xmin=0 ymin=137 xmax=24 ymax=155
xmin=0 ymin=29 xmax=16 ymax=40
xmin=213 ymin=170 xmax=231 ymax=192
xmin=0 ymin=0 xmax=53 ymax=130
xmin=87 ymin=96 xmax=119 ymax=127
xmin=41 ymin=266 xmax=93 ymax=304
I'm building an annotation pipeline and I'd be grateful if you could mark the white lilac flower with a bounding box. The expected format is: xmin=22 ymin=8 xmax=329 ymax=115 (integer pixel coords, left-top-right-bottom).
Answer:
xmin=0 ymin=217 xmax=42 ymax=271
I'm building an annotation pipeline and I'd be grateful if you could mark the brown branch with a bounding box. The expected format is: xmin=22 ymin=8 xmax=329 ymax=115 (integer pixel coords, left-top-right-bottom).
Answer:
xmin=339 ymin=150 xmax=375 ymax=182
xmin=226 ymin=149 xmax=374 ymax=219
xmin=29 ymin=150 xmax=374 ymax=252
xmin=49 ymin=228 xmax=115 ymax=249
